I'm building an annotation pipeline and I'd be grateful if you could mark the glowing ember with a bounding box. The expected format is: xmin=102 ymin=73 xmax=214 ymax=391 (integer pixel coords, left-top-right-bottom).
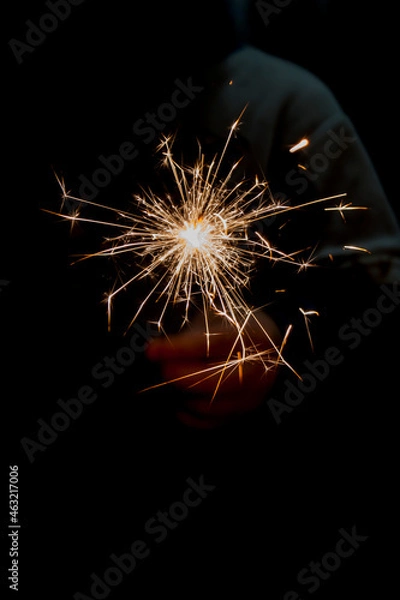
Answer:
xmin=178 ymin=219 xmax=209 ymax=250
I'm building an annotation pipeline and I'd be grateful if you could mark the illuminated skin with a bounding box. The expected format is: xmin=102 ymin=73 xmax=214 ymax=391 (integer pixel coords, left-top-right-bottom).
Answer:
xmin=146 ymin=309 xmax=283 ymax=428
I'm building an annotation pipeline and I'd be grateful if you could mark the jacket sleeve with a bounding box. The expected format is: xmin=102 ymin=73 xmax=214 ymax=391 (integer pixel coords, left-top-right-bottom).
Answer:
xmin=199 ymin=44 xmax=400 ymax=350
xmin=201 ymin=44 xmax=400 ymax=287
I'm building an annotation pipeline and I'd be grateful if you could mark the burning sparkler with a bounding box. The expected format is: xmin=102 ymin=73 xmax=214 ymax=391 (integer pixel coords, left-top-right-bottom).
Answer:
xmin=47 ymin=115 xmax=368 ymax=400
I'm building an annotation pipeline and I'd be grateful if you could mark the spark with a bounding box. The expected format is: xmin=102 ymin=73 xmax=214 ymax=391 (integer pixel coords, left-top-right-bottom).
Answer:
xmin=237 ymin=351 xmax=243 ymax=385
xmin=343 ymin=245 xmax=371 ymax=254
xmin=48 ymin=115 xmax=368 ymax=400
xmin=299 ymin=307 xmax=320 ymax=351
xmin=289 ymin=138 xmax=310 ymax=153
xmin=325 ymin=201 xmax=368 ymax=223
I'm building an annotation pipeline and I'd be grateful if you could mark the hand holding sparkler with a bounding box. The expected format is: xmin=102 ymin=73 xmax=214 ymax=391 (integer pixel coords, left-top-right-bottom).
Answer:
xmin=47 ymin=111 xmax=368 ymax=428
xmin=146 ymin=308 xmax=283 ymax=429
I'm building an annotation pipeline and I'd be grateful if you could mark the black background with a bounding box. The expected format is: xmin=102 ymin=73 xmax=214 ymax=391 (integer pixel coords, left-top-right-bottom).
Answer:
xmin=2 ymin=1 xmax=398 ymax=598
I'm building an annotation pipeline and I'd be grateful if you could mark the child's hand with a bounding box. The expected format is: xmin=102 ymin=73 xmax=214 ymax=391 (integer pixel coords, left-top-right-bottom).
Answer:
xmin=146 ymin=311 xmax=282 ymax=428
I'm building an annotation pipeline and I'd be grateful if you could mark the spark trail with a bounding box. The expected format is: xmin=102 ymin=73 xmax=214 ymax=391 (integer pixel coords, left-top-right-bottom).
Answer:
xmin=46 ymin=118 xmax=366 ymax=399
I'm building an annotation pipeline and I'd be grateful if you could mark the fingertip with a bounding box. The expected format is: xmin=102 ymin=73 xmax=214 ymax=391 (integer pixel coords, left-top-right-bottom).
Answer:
xmin=146 ymin=337 xmax=175 ymax=360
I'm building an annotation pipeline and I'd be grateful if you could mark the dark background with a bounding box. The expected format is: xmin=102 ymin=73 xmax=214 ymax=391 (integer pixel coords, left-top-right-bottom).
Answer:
xmin=2 ymin=1 xmax=398 ymax=598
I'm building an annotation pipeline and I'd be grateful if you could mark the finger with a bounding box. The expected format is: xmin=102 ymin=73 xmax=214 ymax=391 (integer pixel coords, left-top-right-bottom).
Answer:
xmin=161 ymin=359 xmax=210 ymax=391
xmin=146 ymin=330 xmax=246 ymax=361
xmin=161 ymin=359 xmax=242 ymax=395
xmin=160 ymin=357 xmax=278 ymax=400
xmin=146 ymin=333 xmax=207 ymax=361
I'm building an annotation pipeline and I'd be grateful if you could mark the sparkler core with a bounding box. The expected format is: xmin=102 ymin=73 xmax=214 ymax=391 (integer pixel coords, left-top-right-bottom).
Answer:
xmin=178 ymin=218 xmax=209 ymax=251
